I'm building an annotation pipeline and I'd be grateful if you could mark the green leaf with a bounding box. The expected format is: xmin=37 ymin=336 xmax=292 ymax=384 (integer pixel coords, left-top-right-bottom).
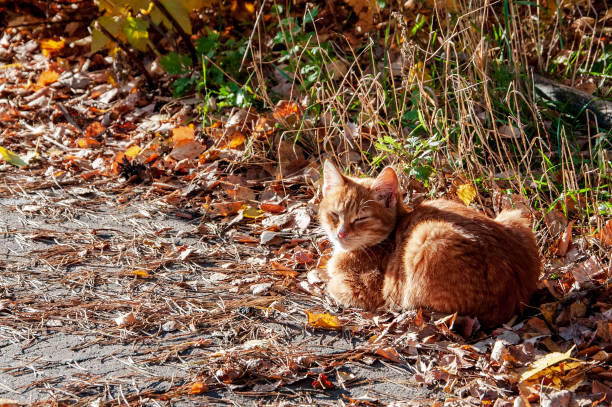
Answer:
xmin=172 ymin=77 xmax=196 ymax=97
xmin=160 ymin=52 xmax=192 ymax=75
xmin=97 ymin=15 xmax=122 ymax=37
xmin=0 ymin=146 xmax=28 ymax=167
xmin=90 ymin=27 xmax=109 ymax=53
xmin=123 ymin=16 xmax=149 ymax=51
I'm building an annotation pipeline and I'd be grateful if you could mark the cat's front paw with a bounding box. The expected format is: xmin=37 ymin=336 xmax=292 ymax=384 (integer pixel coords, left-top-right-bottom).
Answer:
xmin=326 ymin=276 xmax=359 ymax=308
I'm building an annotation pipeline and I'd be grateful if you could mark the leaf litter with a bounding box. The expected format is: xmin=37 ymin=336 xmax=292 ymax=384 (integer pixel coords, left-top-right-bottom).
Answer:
xmin=0 ymin=3 xmax=610 ymax=407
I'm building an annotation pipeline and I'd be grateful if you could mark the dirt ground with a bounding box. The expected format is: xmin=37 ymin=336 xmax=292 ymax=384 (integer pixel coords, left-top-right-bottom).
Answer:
xmin=0 ymin=184 xmax=441 ymax=405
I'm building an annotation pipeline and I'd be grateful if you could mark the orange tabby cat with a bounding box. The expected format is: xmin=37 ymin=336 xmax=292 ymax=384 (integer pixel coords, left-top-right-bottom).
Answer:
xmin=319 ymin=161 xmax=541 ymax=327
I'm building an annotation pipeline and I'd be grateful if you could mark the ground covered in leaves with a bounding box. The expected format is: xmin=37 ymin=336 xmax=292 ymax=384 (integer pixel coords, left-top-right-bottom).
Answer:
xmin=1 ymin=2 xmax=611 ymax=407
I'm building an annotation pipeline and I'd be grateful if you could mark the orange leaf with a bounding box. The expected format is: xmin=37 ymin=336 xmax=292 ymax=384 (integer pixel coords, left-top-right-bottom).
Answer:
xmin=77 ymin=137 xmax=101 ymax=148
xmin=273 ymin=100 xmax=300 ymax=121
xmin=171 ymin=126 xmax=195 ymax=145
xmin=228 ymin=132 xmax=246 ymax=149
xmin=305 ymin=310 xmax=342 ymax=329
xmin=261 ymin=202 xmax=286 ymax=213
xmin=36 ymin=70 xmax=59 ymax=87
xmin=189 ymin=381 xmax=208 ymax=395
xmin=85 ymin=122 xmax=105 ymax=138
xmin=210 ymin=201 xmax=243 ymax=217
xmin=375 ymin=347 xmax=401 ymax=363
xmin=268 ymin=262 xmax=299 ymax=277
xmin=133 ymin=269 xmax=150 ymax=278
xmin=41 ymin=38 xmax=65 ymax=57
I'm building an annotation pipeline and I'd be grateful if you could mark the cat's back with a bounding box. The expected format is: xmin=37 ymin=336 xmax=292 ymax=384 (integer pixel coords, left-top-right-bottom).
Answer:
xmin=385 ymin=199 xmax=540 ymax=327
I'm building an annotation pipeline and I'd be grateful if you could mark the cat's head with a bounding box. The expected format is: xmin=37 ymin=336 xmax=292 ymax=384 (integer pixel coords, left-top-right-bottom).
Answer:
xmin=319 ymin=160 xmax=399 ymax=251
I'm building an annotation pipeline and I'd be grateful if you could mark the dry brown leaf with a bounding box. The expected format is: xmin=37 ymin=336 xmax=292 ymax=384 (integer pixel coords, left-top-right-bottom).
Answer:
xmin=261 ymin=202 xmax=286 ymax=213
xmin=375 ymin=347 xmax=401 ymax=363
xmin=556 ymin=220 xmax=574 ymax=257
xmin=85 ymin=121 xmax=105 ymax=138
xmin=595 ymin=220 xmax=612 ymax=246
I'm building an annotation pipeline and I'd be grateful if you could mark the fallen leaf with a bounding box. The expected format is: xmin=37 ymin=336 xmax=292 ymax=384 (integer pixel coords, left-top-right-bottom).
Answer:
xmin=77 ymin=137 xmax=101 ymax=148
xmin=312 ymin=373 xmax=334 ymax=390
xmin=115 ymin=311 xmax=138 ymax=327
xmin=519 ymin=346 xmax=576 ymax=383
xmin=85 ymin=121 xmax=105 ymax=138
xmin=305 ymin=310 xmax=342 ymax=329
xmin=261 ymin=202 xmax=286 ymax=213
xmin=210 ymin=201 xmax=243 ymax=217
xmin=228 ymin=132 xmax=246 ymax=149
xmin=556 ymin=220 xmax=574 ymax=257
xmin=36 ymin=70 xmax=59 ymax=87
xmin=125 ymin=145 xmax=141 ymax=159
xmin=0 ymin=146 xmax=27 ymax=167
xmin=41 ymin=38 xmax=65 ymax=57
xmin=133 ymin=269 xmax=150 ymax=278
xmin=457 ymin=183 xmax=476 ymax=206
xmin=375 ymin=347 xmax=401 ymax=363
xmin=595 ymin=220 xmax=612 ymax=246
xmin=242 ymin=206 xmax=263 ymax=219
xmin=189 ymin=381 xmax=208 ymax=394
xmin=171 ymin=126 xmax=194 ymax=144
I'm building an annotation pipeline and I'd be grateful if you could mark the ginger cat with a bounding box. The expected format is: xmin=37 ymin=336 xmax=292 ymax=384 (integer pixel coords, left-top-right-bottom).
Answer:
xmin=319 ymin=161 xmax=541 ymax=327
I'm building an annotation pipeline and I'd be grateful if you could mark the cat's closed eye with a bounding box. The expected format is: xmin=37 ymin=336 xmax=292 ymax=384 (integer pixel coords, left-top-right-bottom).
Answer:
xmin=353 ymin=216 xmax=369 ymax=224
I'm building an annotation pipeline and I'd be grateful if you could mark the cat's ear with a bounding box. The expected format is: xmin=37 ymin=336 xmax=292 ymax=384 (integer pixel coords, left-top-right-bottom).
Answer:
xmin=371 ymin=167 xmax=398 ymax=208
xmin=323 ymin=160 xmax=344 ymax=196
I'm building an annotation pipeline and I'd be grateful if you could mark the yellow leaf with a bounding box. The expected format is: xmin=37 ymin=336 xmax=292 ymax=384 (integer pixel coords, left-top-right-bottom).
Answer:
xmin=520 ymin=346 xmax=576 ymax=383
xmin=305 ymin=310 xmax=342 ymax=330
xmin=242 ymin=206 xmax=263 ymax=219
xmin=41 ymin=38 xmax=65 ymax=57
xmin=457 ymin=183 xmax=476 ymax=206
xmin=125 ymin=145 xmax=141 ymax=159
xmin=133 ymin=269 xmax=150 ymax=278
xmin=0 ymin=146 xmax=27 ymax=167
xmin=407 ymin=61 xmax=431 ymax=86
xmin=77 ymin=137 xmax=101 ymax=148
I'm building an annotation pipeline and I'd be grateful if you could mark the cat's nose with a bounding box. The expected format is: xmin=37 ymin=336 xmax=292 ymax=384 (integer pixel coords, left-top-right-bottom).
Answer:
xmin=337 ymin=227 xmax=347 ymax=239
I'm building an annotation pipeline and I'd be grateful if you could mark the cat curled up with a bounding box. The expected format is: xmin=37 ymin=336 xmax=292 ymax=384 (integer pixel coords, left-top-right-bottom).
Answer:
xmin=319 ymin=161 xmax=541 ymax=327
